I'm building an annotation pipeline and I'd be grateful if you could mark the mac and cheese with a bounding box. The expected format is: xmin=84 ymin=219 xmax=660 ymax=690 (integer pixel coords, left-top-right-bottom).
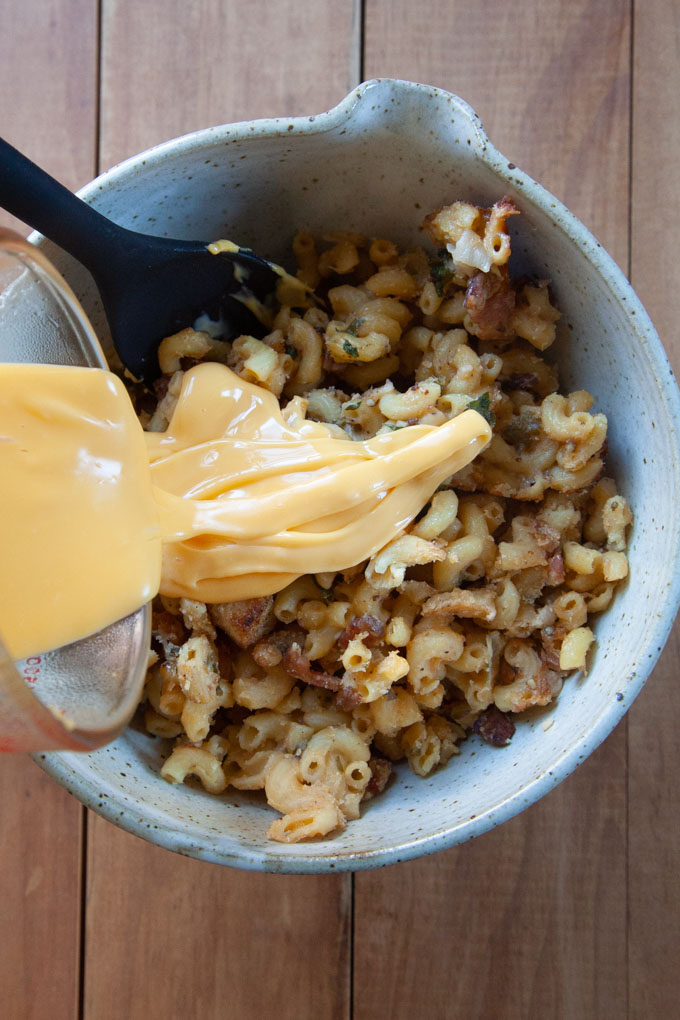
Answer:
xmin=133 ymin=197 xmax=632 ymax=842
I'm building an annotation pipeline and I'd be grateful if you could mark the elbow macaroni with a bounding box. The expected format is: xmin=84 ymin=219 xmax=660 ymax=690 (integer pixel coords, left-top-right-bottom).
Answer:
xmin=138 ymin=196 xmax=632 ymax=843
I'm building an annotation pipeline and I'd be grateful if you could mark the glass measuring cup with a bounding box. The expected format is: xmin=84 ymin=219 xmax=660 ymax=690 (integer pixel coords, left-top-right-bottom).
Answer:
xmin=0 ymin=231 xmax=150 ymax=751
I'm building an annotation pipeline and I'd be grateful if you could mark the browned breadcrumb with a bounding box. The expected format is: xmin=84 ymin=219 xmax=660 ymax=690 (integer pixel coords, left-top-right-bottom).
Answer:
xmin=209 ymin=597 xmax=276 ymax=648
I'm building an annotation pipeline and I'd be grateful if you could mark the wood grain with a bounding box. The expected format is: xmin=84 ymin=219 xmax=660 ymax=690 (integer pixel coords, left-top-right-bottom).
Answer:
xmin=0 ymin=0 xmax=98 ymax=234
xmin=0 ymin=757 xmax=83 ymax=1020
xmin=356 ymin=3 xmax=633 ymax=1017
xmin=355 ymin=737 xmax=626 ymax=1020
xmin=99 ymin=0 xmax=360 ymax=169
xmin=628 ymin=1 xmax=680 ymax=1016
xmin=0 ymin=2 xmax=97 ymax=1017
xmin=83 ymin=821 xmax=350 ymax=1020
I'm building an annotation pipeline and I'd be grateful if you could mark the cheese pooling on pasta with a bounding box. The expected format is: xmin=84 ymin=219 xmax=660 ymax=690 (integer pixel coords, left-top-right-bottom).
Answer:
xmin=150 ymin=361 xmax=491 ymax=601
xmin=0 ymin=361 xmax=490 ymax=659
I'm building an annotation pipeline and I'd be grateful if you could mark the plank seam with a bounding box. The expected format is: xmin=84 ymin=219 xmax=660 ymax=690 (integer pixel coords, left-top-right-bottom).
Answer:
xmin=77 ymin=807 xmax=88 ymax=1020
xmin=627 ymin=0 xmax=634 ymax=284
xmin=359 ymin=0 xmax=366 ymax=83
xmin=94 ymin=0 xmax=103 ymax=178
xmin=626 ymin=2 xmax=635 ymax=1016
xmin=78 ymin=8 xmax=103 ymax=1016
xmin=349 ymin=872 xmax=355 ymax=1020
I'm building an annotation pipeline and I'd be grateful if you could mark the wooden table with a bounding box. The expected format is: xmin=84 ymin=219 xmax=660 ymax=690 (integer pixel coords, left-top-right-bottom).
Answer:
xmin=1 ymin=2 xmax=678 ymax=1017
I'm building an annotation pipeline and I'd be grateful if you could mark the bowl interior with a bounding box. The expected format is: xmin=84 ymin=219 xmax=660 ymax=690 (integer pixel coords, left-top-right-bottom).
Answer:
xmin=36 ymin=80 xmax=680 ymax=871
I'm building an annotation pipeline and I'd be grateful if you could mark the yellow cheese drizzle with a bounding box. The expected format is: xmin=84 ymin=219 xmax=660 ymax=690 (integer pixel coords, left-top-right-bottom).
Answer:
xmin=0 ymin=361 xmax=490 ymax=659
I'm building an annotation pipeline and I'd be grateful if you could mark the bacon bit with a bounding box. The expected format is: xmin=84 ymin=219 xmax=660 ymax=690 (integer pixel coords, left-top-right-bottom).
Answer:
xmin=336 ymin=685 xmax=364 ymax=711
xmin=152 ymin=610 xmax=188 ymax=651
xmin=464 ymin=268 xmax=516 ymax=340
xmin=541 ymin=622 xmax=567 ymax=669
xmin=546 ymin=551 xmax=565 ymax=585
xmin=532 ymin=518 xmax=561 ymax=552
xmin=252 ymin=627 xmax=306 ymax=668
xmin=363 ymin=756 xmax=393 ymax=800
xmin=472 ymin=705 xmax=515 ymax=747
xmin=337 ymin=615 xmax=385 ymax=652
xmin=282 ymin=644 xmax=341 ymax=693
xmin=540 ymin=627 xmax=563 ymax=672
xmin=209 ymin=596 xmax=276 ymax=648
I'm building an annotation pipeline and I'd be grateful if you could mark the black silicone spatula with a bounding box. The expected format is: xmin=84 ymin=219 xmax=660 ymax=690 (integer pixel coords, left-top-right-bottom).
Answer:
xmin=0 ymin=137 xmax=285 ymax=381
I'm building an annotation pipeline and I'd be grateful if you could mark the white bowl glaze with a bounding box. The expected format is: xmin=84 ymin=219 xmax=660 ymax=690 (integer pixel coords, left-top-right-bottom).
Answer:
xmin=33 ymin=79 xmax=680 ymax=872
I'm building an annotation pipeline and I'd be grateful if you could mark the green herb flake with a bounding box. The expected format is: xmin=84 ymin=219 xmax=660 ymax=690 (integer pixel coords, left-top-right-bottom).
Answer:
xmin=345 ymin=316 xmax=366 ymax=337
xmin=429 ymin=248 xmax=455 ymax=296
xmin=467 ymin=392 xmax=496 ymax=427
xmin=319 ymin=587 xmax=334 ymax=603
xmin=502 ymin=414 xmax=540 ymax=449
xmin=284 ymin=342 xmax=298 ymax=360
xmin=345 ymin=401 xmax=361 ymax=411
xmin=343 ymin=339 xmax=359 ymax=358
xmin=385 ymin=422 xmax=407 ymax=431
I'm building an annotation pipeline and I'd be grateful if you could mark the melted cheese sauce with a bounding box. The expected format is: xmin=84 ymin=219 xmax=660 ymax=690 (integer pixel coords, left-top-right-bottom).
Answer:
xmin=0 ymin=365 xmax=161 ymax=660
xmin=208 ymin=239 xmax=316 ymax=325
xmin=0 ymin=361 xmax=491 ymax=659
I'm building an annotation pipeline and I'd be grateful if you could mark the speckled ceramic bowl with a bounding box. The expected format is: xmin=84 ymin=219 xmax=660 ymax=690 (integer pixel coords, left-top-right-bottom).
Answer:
xmin=33 ymin=79 xmax=680 ymax=871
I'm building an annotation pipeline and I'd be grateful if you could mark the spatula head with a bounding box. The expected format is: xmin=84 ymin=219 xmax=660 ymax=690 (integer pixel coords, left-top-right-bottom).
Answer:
xmin=100 ymin=238 xmax=284 ymax=381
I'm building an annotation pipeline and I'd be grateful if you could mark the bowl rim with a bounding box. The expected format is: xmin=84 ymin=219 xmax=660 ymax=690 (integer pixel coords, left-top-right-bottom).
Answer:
xmin=33 ymin=77 xmax=680 ymax=872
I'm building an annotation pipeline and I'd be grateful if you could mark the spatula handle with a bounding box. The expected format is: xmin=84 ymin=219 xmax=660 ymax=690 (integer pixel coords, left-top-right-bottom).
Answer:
xmin=0 ymin=137 xmax=122 ymax=272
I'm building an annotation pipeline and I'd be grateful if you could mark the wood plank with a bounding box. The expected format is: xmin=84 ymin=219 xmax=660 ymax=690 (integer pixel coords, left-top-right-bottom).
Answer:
xmin=0 ymin=757 xmax=83 ymax=1020
xmin=83 ymin=4 xmax=357 ymax=1017
xmin=0 ymin=2 xmax=98 ymax=1017
xmin=0 ymin=0 xmax=98 ymax=234
xmin=356 ymin=3 xmax=632 ymax=1017
xmin=628 ymin=1 xmax=680 ymax=1016
xmin=84 ymin=822 xmax=350 ymax=1020
xmin=355 ymin=736 xmax=626 ymax=1019
xmin=99 ymin=0 xmax=360 ymax=169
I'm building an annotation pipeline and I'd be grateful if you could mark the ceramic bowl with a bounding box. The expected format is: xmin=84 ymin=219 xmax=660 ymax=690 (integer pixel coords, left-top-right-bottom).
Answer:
xmin=33 ymin=79 xmax=680 ymax=872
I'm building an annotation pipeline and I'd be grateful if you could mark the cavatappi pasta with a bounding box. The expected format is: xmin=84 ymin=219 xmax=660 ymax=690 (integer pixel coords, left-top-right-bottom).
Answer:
xmin=132 ymin=197 xmax=632 ymax=843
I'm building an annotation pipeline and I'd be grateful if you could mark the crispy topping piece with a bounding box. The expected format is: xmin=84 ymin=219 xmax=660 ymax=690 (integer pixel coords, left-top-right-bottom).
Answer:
xmin=337 ymin=615 xmax=385 ymax=652
xmin=363 ymin=756 xmax=393 ymax=800
xmin=472 ymin=705 xmax=516 ymax=747
xmin=464 ymin=269 xmax=516 ymax=340
xmin=282 ymin=644 xmax=341 ymax=693
xmin=209 ymin=596 xmax=276 ymax=648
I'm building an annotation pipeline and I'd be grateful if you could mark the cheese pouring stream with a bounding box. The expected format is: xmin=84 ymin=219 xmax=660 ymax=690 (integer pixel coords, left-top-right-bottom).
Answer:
xmin=1 ymin=361 xmax=491 ymax=659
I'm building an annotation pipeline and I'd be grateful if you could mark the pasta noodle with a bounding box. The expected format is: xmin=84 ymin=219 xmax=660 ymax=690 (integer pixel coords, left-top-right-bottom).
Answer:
xmin=132 ymin=195 xmax=632 ymax=842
